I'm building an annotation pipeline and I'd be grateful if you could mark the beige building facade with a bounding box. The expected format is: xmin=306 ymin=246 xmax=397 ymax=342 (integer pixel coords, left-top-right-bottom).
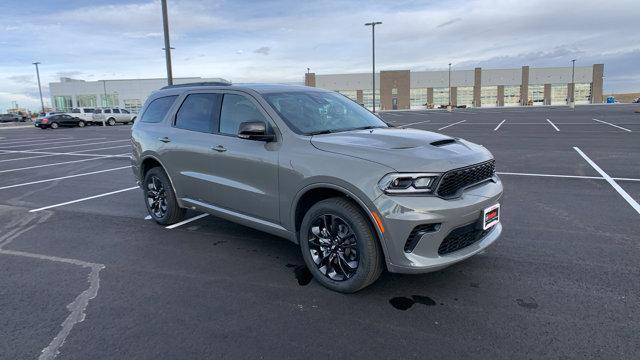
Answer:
xmin=306 ymin=64 xmax=605 ymax=110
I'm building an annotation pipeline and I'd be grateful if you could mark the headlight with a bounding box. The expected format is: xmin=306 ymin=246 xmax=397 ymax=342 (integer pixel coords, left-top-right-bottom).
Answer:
xmin=378 ymin=173 xmax=440 ymax=194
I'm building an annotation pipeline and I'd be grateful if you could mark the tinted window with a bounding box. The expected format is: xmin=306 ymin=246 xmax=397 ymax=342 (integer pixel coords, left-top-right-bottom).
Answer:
xmin=121 ymin=109 xmax=130 ymax=114
xmin=175 ymin=93 xmax=222 ymax=133
xmin=85 ymin=108 xmax=94 ymax=113
xmin=104 ymin=109 xmax=111 ymax=114
xmin=113 ymin=109 xmax=120 ymax=113
xmin=94 ymin=109 xmax=101 ymax=114
xmin=140 ymin=96 xmax=178 ymax=123
xmin=219 ymin=94 xmax=268 ymax=135
xmin=71 ymin=108 xmax=80 ymax=113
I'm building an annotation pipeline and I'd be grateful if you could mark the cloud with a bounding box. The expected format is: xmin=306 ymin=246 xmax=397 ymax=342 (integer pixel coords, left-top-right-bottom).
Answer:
xmin=7 ymin=75 xmax=34 ymax=84
xmin=253 ymin=46 xmax=271 ymax=56
xmin=0 ymin=0 xmax=639 ymax=111
xmin=55 ymin=71 xmax=82 ymax=79
xmin=436 ymin=17 xmax=462 ymax=28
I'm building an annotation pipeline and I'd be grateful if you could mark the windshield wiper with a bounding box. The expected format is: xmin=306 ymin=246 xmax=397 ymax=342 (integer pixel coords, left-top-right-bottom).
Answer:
xmin=306 ymin=129 xmax=334 ymax=136
xmin=345 ymin=125 xmax=386 ymax=131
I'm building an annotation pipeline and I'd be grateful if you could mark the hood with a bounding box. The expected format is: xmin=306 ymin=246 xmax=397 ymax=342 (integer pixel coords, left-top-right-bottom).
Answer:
xmin=310 ymin=128 xmax=492 ymax=172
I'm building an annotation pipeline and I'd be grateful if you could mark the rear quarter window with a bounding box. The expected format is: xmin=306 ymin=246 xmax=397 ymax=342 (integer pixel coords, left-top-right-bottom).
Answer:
xmin=140 ymin=96 xmax=178 ymax=123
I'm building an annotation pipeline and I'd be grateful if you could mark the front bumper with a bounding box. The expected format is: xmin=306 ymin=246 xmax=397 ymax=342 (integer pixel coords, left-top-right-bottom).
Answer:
xmin=374 ymin=176 xmax=503 ymax=274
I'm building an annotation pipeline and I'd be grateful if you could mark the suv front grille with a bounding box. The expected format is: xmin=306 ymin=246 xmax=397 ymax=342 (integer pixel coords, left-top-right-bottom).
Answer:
xmin=436 ymin=160 xmax=495 ymax=198
xmin=437 ymin=221 xmax=490 ymax=255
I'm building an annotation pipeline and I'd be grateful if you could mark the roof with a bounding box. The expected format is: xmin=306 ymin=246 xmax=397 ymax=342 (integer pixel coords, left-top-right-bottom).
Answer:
xmin=155 ymin=82 xmax=325 ymax=96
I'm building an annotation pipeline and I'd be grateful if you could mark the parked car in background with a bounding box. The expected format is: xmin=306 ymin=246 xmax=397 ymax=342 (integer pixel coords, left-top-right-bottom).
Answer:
xmin=632 ymin=97 xmax=640 ymax=103
xmin=35 ymin=114 xmax=87 ymax=129
xmin=67 ymin=107 xmax=95 ymax=121
xmin=0 ymin=114 xmax=21 ymax=123
xmin=92 ymin=107 xmax=136 ymax=125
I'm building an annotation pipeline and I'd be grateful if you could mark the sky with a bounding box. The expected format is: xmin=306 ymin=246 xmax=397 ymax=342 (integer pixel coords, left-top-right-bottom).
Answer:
xmin=1 ymin=0 xmax=639 ymax=111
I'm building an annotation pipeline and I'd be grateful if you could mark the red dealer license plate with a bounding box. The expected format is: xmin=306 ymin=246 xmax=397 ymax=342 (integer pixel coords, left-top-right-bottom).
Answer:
xmin=483 ymin=204 xmax=500 ymax=230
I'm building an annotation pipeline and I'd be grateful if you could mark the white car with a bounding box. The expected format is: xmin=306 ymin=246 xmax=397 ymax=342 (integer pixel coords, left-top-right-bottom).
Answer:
xmin=92 ymin=107 xmax=137 ymax=126
xmin=66 ymin=107 xmax=95 ymax=121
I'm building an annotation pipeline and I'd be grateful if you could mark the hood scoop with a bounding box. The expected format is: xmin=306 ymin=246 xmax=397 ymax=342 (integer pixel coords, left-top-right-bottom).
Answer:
xmin=431 ymin=139 xmax=457 ymax=147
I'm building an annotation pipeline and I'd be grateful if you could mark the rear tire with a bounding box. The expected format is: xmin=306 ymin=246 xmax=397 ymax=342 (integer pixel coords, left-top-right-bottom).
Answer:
xmin=107 ymin=118 xmax=116 ymax=126
xmin=78 ymin=121 xmax=85 ymax=128
xmin=143 ymin=167 xmax=185 ymax=225
xmin=299 ymin=197 xmax=383 ymax=293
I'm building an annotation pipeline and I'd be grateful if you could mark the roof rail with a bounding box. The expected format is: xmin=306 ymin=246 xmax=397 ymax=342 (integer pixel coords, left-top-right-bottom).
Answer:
xmin=160 ymin=81 xmax=232 ymax=89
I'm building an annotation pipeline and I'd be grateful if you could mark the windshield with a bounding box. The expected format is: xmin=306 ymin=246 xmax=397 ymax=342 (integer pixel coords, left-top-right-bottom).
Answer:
xmin=263 ymin=91 xmax=387 ymax=135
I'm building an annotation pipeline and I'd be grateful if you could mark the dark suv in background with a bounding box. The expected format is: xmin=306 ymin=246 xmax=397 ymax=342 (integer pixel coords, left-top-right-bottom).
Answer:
xmin=131 ymin=83 xmax=503 ymax=293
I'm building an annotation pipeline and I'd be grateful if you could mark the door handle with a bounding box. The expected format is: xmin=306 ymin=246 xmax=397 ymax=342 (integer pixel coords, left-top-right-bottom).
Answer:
xmin=211 ymin=145 xmax=227 ymax=152
xmin=158 ymin=137 xmax=171 ymax=143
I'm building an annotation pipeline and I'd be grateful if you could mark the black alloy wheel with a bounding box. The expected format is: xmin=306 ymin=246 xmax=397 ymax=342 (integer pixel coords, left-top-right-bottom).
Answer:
xmin=143 ymin=167 xmax=186 ymax=225
xmin=299 ymin=197 xmax=383 ymax=293
xmin=308 ymin=214 xmax=359 ymax=281
xmin=146 ymin=175 xmax=168 ymax=219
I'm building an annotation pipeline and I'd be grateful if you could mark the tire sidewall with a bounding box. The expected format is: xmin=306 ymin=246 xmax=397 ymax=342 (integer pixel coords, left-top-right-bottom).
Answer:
xmin=299 ymin=198 xmax=380 ymax=293
xmin=51 ymin=122 xmax=59 ymax=129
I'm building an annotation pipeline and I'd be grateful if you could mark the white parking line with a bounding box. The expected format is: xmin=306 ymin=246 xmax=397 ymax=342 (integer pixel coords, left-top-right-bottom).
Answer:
xmin=0 ymin=138 xmax=106 ymax=150
xmin=592 ymin=118 xmax=632 ymax=132
xmin=494 ymin=119 xmax=506 ymax=131
xmin=437 ymin=120 xmax=466 ymax=130
xmin=30 ymin=139 xmax=129 ymax=151
xmin=0 ymin=166 xmax=131 ymax=190
xmin=30 ymin=186 xmax=139 ymax=212
xmin=546 ymin=118 xmax=560 ymax=131
xmin=0 ymin=154 xmax=128 ymax=174
xmin=165 ymin=213 xmax=210 ymax=229
xmin=0 ymin=137 xmax=73 ymax=145
xmin=0 ymin=149 xmax=130 ymax=158
xmin=0 ymin=145 xmax=131 ymax=163
xmin=574 ymin=147 xmax=640 ymax=215
xmin=497 ymin=171 xmax=640 ymax=182
xmin=399 ymin=120 xmax=431 ymax=128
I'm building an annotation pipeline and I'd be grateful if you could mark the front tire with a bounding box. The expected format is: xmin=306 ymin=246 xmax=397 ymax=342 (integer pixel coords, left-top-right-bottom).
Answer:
xmin=50 ymin=122 xmax=59 ymax=129
xmin=299 ymin=197 xmax=383 ymax=293
xmin=143 ymin=167 xmax=185 ymax=225
xmin=78 ymin=120 xmax=85 ymax=128
xmin=107 ymin=118 xmax=116 ymax=126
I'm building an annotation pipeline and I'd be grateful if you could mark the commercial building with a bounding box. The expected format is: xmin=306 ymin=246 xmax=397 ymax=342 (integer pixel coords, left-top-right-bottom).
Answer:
xmin=305 ymin=64 xmax=604 ymax=110
xmin=49 ymin=76 xmax=227 ymax=113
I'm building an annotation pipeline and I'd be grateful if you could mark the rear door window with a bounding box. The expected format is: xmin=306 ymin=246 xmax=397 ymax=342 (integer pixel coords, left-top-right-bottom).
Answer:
xmin=113 ymin=109 xmax=120 ymax=113
xmin=174 ymin=93 xmax=222 ymax=133
xmin=140 ymin=96 xmax=178 ymax=123
xmin=104 ymin=109 xmax=111 ymax=114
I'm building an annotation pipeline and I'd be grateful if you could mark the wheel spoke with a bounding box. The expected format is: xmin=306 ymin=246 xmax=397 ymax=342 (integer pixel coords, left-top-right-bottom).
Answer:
xmin=307 ymin=213 xmax=359 ymax=282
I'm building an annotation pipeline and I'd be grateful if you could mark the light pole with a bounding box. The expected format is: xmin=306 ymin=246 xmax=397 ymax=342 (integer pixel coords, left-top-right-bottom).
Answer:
xmin=32 ymin=62 xmax=45 ymax=113
xmin=365 ymin=21 xmax=382 ymax=113
xmin=570 ymin=59 xmax=576 ymax=109
xmin=161 ymin=0 xmax=174 ymax=86
xmin=448 ymin=63 xmax=452 ymax=112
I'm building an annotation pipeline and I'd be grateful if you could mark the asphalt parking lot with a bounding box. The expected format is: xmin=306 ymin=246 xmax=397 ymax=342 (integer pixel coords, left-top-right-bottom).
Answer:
xmin=1 ymin=104 xmax=639 ymax=359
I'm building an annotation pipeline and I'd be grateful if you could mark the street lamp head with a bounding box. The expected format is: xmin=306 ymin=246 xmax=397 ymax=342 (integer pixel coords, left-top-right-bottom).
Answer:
xmin=365 ymin=21 xmax=382 ymax=26
xmin=32 ymin=62 xmax=41 ymax=65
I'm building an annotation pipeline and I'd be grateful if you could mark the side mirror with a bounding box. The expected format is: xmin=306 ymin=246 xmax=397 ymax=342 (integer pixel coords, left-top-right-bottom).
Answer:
xmin=238 ymin=121 xmax=275 ymax=142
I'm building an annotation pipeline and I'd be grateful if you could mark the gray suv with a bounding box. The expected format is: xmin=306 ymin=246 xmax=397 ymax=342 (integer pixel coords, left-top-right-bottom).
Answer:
xmin=131 ymin=83 xmax=503 ymax=293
